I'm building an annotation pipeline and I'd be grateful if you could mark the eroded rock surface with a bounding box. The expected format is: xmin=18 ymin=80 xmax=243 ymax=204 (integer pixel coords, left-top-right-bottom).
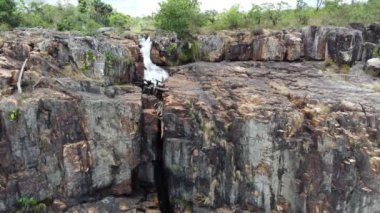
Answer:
xmin=163 ymin=61 xmax=380 ymax=212
xmin=151 ymin=25 xmax=370 ymax=67
xmin=0 ymin=29 xmax=153 ymax=212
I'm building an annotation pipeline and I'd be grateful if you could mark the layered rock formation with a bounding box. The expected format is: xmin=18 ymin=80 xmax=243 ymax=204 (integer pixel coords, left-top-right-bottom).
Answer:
xmin=163 ymin=61 xmax=380 ymax=212
xmin=1 ymin=26 xmax=380 ymax=213
xmin=150 ymin=25 xmax=379 ymax=67
xmin=0 ymin=29 xmax=160 ymax=212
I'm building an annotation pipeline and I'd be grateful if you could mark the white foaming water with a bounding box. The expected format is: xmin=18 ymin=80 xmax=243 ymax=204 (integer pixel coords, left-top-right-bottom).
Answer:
xmin=139 ymin=37 xmax=169 ymax=82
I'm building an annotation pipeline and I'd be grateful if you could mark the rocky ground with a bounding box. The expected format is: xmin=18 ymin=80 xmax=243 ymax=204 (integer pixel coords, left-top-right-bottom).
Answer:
xmin=0 ymin=24 xmax=380 ymax=213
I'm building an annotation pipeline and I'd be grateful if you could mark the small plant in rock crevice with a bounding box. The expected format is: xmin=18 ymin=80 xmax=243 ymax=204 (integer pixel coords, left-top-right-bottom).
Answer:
xmin=16 ymin=196 xmax=46 ymax=213
xmin=168 ymin=42 xmax=177 ymax=55
xmin=375 ymin=43 xmax=380 ymax=58
xmin=7 ymin=109 xmax=21 ymax=122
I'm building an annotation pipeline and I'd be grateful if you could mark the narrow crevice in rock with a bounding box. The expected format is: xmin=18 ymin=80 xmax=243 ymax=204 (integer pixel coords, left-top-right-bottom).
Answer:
xmin=153 ymin=123 xmax=172 ymax=212
xmin=141 ymin=83 xmax=172 ymax=212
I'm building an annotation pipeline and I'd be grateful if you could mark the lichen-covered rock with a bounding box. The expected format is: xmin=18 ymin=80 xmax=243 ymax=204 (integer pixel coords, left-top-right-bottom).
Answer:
xmin=0 ymin=29 xmax=145 ymax=212
xmin=150 ymin=33 xmax=180 ymax=66
xmin=225 ymin=41 xmax=253 ymax=61
xmin=0 ymin=85 xmax=142 ymax=211
xmin=364 ymin=23 xmax=380 ymax=44
xmin=163 ymin=61 xmax=380 ymax=212
xmin=285 ymin=32 xmax=303 ymax=61
xmin=252 ymin=34 xmax=286 ymax=61
xmin=303 ymin=26 xmax=363 ymax=65
xmin=197 ymin=34 xmax=226 ymax=62
xmin=66 ymin=194 xmax=161 ymax=213
xmin=362 ymin=42 xmax=377 ymax=63
xmin=0 ymin=28 xmax=143 ymax=90
xmin=325 ymin=27 xmax=363 ymax=65
xmin=365 ymin=58 xmax=380 ymax=76
xmin=302 ymin=26 xmax=330 ymax=60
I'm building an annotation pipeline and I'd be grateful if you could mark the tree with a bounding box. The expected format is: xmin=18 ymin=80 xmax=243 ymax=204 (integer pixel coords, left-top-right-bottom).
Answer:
xmin=248 ymin=5 xmax=263 ymax=25
xmin=155 ymin=0 xmax=201 ymax=37
xmin=0 ymin=0 xmax=20 ymax=29
xmin=263 ymin=2 xmax=289 ymax=26
xmin=220 ymin=5 xmax=245 ymax=29
xmin=109 ymin=12 xmax=131 ymax=29
xmin=295 ymin=0 xmax=309 ymax=25
xmin=316 ymin=0 xmax=324 ymax=11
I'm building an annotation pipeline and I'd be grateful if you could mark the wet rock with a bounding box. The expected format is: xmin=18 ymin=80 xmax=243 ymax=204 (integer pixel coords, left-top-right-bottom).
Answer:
xmin=150 ymin=33 xmax=180 ymax=66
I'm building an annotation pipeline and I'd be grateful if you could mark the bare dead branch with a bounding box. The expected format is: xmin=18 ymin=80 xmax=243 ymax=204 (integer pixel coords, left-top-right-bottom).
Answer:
xmin=17 ymin=58 xmax=29 ymax=94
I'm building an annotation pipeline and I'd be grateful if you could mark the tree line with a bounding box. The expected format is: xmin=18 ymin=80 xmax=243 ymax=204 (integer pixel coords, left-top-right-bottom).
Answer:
xmin=1 ymin=0 xmax=380 ymax=36
xmin=0 ymin=0 xmax=132 ymax=33
xmin=155 ymin=0 xmax=380 ymax=37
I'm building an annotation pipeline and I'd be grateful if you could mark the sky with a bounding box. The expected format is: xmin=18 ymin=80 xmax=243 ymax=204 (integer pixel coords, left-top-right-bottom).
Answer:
xmin=42 ymin=0 xmax=355 ymax=17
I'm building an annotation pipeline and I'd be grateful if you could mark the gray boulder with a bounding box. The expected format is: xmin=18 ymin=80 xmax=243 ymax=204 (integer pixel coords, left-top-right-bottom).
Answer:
xmin=362 ymin=42 xmax=377 ymax=63
xmin=365 ymin=58 xmax=380 ymax=76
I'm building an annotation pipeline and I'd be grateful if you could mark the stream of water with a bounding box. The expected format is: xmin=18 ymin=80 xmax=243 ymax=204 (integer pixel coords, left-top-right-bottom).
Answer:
xmin=139 ymin=37 xmax=169 ymax=82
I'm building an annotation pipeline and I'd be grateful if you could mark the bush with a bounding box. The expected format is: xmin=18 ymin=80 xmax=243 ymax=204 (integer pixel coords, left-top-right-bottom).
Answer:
xmin=0 ymin=0 xmax=20 ymax=28
xmin=155 ymin=0 xmax=201 ymax=38
xmin=220 ymin=5 xmax=245 ymax=29
xmin=7 ymin=109 xmax=21 ymax=122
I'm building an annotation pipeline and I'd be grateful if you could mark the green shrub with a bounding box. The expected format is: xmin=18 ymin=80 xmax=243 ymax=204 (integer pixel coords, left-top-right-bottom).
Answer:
xmin=17 ymin=197 xmax=38 ymax=209
xmin=155 ymin=0 xmax=201 ymax=38
xmin=179 ymin=40 xmax=201 ymax=63
xmin=375 ymin=43 xmax=380 ymax=58
xmin=168 ymin=43 xmax=177 ymax=55
xmin=7 ymin=109 xmax=21 ymax=122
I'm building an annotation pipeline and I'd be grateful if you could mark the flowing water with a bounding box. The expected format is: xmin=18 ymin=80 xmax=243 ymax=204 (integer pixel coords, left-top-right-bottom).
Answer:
xmin=139 ymin=37 xmax=169 ymax=82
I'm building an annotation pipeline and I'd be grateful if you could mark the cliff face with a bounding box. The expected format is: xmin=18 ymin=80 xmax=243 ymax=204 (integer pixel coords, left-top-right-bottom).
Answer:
xmin=163 ymin=62 xmax=380 ymax=212
xmin=0 ymin=29 xmax=160 ymax=212
xmin=1 ymin=26 xmax=380 ymax=213
xmin=150 ymin=25 xmax=374 ymax=67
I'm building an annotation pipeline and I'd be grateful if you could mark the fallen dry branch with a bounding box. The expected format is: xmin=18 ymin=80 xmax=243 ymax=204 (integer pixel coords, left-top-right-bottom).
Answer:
xmin=17 ymin=58 xmax=29 ymax=94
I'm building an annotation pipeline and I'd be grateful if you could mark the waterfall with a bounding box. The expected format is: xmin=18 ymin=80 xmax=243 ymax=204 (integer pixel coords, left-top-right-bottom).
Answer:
xmin=139 ymin=37 xmax=169 ymax=82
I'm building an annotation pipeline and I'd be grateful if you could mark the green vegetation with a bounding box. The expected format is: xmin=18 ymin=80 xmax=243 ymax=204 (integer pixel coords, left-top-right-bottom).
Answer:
xmin=7 ymin=108 xmax=21 ymax=121
xmin=17 ymin=197 xmax=38 ymax=208
xmin=0 ymin=0 xmax=20 ymax=31
xmin=168 ymin=43 xmax=178 ymax=55
xmin=155 ymin=0 xmax=380 ymax=32
xmin=155 ymin=0 xmax=201 ymax=38
xmin=1 ymin=0 xmax=380 ymax=34
xmin=81 ymin=51 xmax=96 ymax=74
xmin=16 ymin=197 xmax=46 ymax=213
xmin=375 ymin=43 xmax=380 ymax=58
xmin=0 ymin=0 xmax=131 ymax=34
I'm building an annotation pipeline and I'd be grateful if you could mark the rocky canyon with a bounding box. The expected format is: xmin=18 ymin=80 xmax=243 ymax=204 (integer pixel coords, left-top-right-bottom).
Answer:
xmin=0 ymin=24 xmax=380 ymax=213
